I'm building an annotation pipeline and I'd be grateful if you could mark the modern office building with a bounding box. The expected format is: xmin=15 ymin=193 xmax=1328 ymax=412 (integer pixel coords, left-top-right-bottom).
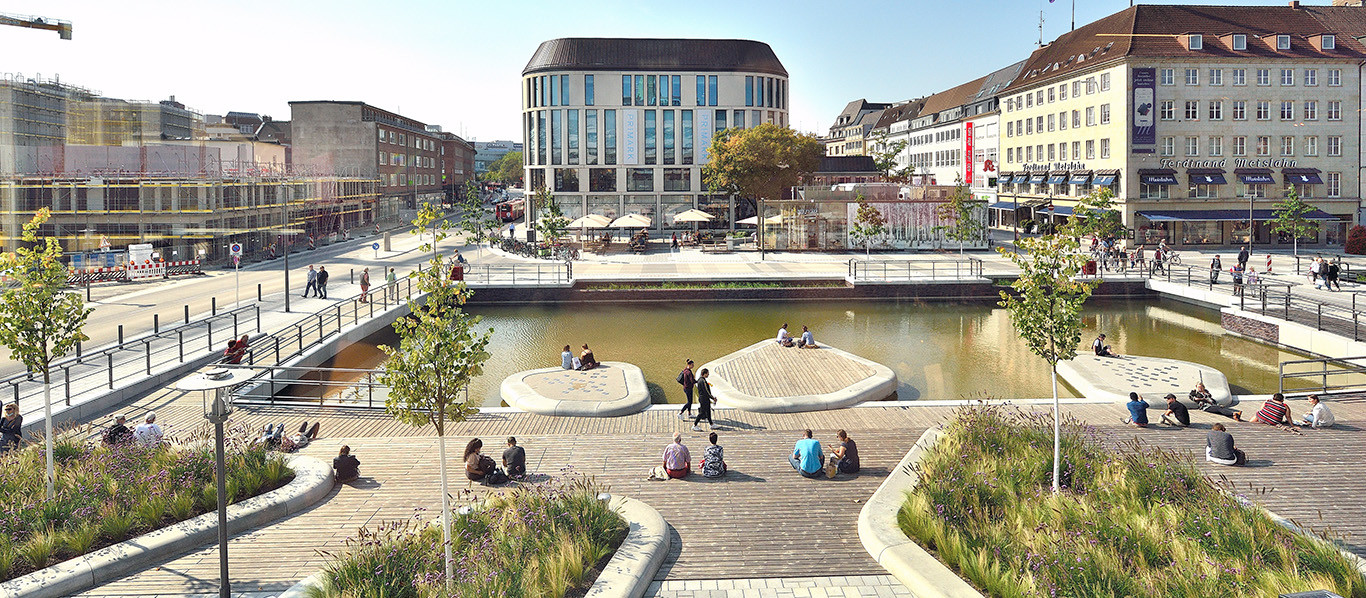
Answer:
xmin=473 ymin=140 xmax=522 ymax=175
xmin=997 ymin=4 xmax=1363 ymax=247
xmin=521 ymin=37 xmax=789 ymax=232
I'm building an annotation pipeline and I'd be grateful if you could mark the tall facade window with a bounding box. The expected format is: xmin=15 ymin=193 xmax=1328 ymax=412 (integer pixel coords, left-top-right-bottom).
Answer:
xmin=733 ymin=110 xmax=745 ymax=129
xmin=662 ymin=110 xmax=675 ymax=165
xmin=1058 ymin=111 xmax=1067 ymax=130
xmin=709 ymin=76 xmax=719 ymax=106
xmin=550 ymin=76 xmax=558 ymax=106
xmin=585 ymin=111 xmax=598 ymax=165
xmin=634 ymin=75 xmax=645 ymax=105
xmin=1304 ymin=101 xmax=1318 ymax=120
xmin=646 ymin=76 xmax=657 ymax=106
xmin=1232 ymin=136 xmax=1246 ymax=156
xmin=550 ymin=110 xmax=562 ymax=164
xmin=603 ymin=109 xmax=617 ymax=165
xmin=765 ymin=78 xmax=773 ymax=107
xmin=1185 ymin=101 xmax=1199 ymax=120
xmin=567 ymin=110 xmax=579 ymax=165
xmin=1305 ymin=136 xmax=1318 ymax=156
xmin=715 ymin=109 xmax=726 ymax=131
xmin=1328 ymin=135 xmax=1342 ymax=156
xmin=1085 ymin=140 xmax=1095 ymax=159
xmin=1280 ymin=101 xmax=1294 ymax=120
xmin=1281 ymin=136 xmax=1294 ymax=156
xmin=1256 ymin=101 xmax=1270 ymax=121
xmin=622 ymin=76 xmax=631 ymax=105
xmin=671 ymin=76 xmax=681 ymax=106
xmin=1327 ymin=172 xmax=1341 ymax=197
xmin=1209 ymin=136 xmax=1223 ymax=156
xmin=644 ymin=110 xmax=657 ymax=165
xmin=1328 ymin=100 xmax=1342 ymax=120
xmin=1086 ymin=106 xmax=1095 ymax=126
xmin=1047 ymin=113 xmax=1055 ymax=131
xmin=681 ymin=110 xmax=694 ymax=165
xmin=1100 ymin=138 xmax=1110 ymax=159
xmin=1160 ymin=100 xmax=1174 ymax=120
xmin=696 ymin=76 xmax=706 ymax=106
xmin=541 ymin=75 xmax=548 ymax=105
xmin=1208 ymin=101 xmax=1223 ymax=120
xmin=1256 ymin=136 xmax=1270 ymax=156
xmin=1161 ymin=136 xmax=1175 ymax=156
xmin=745 ymin=76 xmax=754 ymax=106
xmin=537 ymin=111 xmax=547 ymax=165
xmin=1071 ymin=141 xmax=1080 ymax=159
xmin=1232 ymin=69 xmax=1246 ymax=86
xmin=1185 ymin=136 xmax=1199 ymax=156
xmin=1100 ymin=72 xmax=1111 ymax=90
xmin=1100 ymin=104 xmax=1111 ymax=124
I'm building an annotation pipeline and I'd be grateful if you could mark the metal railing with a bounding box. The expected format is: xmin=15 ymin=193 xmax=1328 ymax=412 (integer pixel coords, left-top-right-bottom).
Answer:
xmin=1279 ymin=355 xmax=1366 ymax=395
xmin=222 ymin=364 xmax=392 ymax=408
xmin=847 ymin=258 xmax=984 ymax=282
xmin=236 ymin=277 xmax=417 ymax=370
xmin=458 ymin=263 xmax=572 ymax=285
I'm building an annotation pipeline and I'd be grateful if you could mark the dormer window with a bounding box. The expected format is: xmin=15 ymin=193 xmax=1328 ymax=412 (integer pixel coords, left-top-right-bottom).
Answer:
xmin=1188 ymin=34 xmax=1203 ymax=50
xmin=1323 ymin=34 xmax=1336 ymax=50
xmin=1277 ymin=34 xmax=1291 ymax=50
xmin=1232 ymin=34 xmax=1247 ymax=50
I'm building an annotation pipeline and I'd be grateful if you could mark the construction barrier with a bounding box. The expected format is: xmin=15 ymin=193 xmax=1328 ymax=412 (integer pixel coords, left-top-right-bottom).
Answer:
xmin=66 ymin=260 xmax=202 ymax=284
xmin=127 ymin=261 xmax=166 ymax=281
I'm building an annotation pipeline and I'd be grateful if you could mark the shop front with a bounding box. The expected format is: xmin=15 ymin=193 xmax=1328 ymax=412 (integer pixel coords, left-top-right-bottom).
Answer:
xmin=761 ymin=192 xmax=989 ymax=251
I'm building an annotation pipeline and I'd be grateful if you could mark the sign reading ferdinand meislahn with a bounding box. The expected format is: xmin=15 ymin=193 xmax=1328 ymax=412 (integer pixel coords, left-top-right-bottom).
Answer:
xmin=1159 ymin=158 xmax=1299 ymax=169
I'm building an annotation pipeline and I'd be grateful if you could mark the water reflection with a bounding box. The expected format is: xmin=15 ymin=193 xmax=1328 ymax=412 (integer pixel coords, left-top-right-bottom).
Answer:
xmin=322 ymin=298 xmax=1308 ymax=407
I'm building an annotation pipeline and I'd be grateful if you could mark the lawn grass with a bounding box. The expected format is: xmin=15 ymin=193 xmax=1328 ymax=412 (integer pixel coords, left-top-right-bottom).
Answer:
xmin=308 ymin=475 xmax=627 ymax=598
xmin=0 ymin=425 xmax=292 ymax=581
xmin=899 ymin=405 xmax=1366 ymax=598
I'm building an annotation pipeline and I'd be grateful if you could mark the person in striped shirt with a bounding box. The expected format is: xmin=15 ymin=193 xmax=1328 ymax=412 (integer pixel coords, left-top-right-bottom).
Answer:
xmin=1254 ymin=393 xmax=1294 ymax=426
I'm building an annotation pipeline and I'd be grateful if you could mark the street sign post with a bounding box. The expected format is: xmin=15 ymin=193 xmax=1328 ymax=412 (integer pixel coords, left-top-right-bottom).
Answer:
xmin=229 ymin=243 xmax=243 ymax=307
xmin=372 ymin=241 xmax=380 ymax=260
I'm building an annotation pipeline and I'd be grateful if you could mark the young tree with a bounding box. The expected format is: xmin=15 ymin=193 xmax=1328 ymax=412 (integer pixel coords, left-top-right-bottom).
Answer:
xmin=378 ymin=260 xmax=492 ymax=588
xmin=869 ymin=131 xmax=913 ymax=183
xmin=934 ymin=176 xmax=986 ymax=255
xmin=481 ymin=151 xmax=523 ymax=187
xmin=456 ymin=181 xmax=498 ymax=253
xmin=532 ymin=186 xmax=569 ymax=248
xmin=0 ymin=209 xmax=93 ymax=498
xmin=1064 ymin=187 xmax=1124 ymax=243
xmin=849 ymin=195 xmax=888 ymax=258
xmin=1270 ymin=185 xmax=1319 ymax=260
xmin=702 ymin=123 xmax=824 ymax=208
xmin=997 ymin=233 xmax=1097 ymax=493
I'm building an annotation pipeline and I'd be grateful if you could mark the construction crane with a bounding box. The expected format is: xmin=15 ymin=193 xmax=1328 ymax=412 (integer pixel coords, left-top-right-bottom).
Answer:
xmin=0 ymin=13 xmax=72 ymax=40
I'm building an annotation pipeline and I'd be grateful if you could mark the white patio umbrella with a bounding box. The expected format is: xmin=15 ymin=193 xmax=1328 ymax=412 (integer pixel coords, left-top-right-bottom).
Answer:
xmin=610 ymin=213 xmax=653 ymax=228
xmin=737 ymin=216 xmax=759 ymax=226
xmin=671 ymin=209 xmax=714 ymax=224
xmin=569 ymin=214 xmax=611 ymax=228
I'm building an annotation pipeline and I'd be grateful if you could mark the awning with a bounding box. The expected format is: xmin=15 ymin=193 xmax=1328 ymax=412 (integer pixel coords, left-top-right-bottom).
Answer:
xmin=1137 ymin=209 xmax=1340 ymax=222
xmin=1012 ymin=174 xmax=1031 ymax=184
xmin=1237 ymin=173 xmax=1276 ymax=184
xmin=1068 ymin=173 xmax=1091 ymax=185
xmin=1028 ymin=173 xmax=1047 ymax=184
xmin=1188 ymin=171 xmax=1227 ymax=185
xmin=1139 ymin=173 xmax=1177 ymax=185
xmin=1285 ymin=172 xmax=1323 ymax=185
xmin=1092 ymin=174 xmax=1117 ymax=186
xmin=1022 ymin=199 xmax=1049 ymax=208
xmin=987 ymin=201 xmax=1020 ymax=210
xmin=1047 ymin=173 xmax=1069 ymax=184
xmin=1039 ymin=205 xmax=1074 ymax=216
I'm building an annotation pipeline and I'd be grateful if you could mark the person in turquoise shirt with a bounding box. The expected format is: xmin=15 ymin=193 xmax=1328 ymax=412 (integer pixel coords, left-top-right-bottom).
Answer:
xmin=789 ymin=429 xmax=824 ymax=477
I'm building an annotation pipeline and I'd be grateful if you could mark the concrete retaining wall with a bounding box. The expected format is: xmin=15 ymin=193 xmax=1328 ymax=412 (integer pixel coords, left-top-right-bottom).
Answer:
xmin=465 ymin=280 xmax=1152 ymax=305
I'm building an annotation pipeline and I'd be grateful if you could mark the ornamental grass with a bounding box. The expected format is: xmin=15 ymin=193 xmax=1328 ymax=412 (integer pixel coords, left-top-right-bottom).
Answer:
xmin=0 ymin=425 xmax=292 ymax=581
xmin=309 ymin=475 xmax=627 ymax=598
xmin=900 ymin=405 xmax=1366 ymax=598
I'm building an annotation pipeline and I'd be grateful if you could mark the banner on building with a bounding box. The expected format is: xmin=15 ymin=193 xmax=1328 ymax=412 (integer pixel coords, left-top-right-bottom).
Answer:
xmin=964 ymin=122 xmax=974 ymax=186
xmin=621 ymin=109 xmax=640 ymax=165
xmin=1132 ymin=67 xmax=1156 ymax=154
xmin=696 ymin=109 xmax=714 ymax=164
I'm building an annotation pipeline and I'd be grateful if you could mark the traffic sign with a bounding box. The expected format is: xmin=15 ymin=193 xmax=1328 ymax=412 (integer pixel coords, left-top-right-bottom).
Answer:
xmin=372 ymin=242 xmax=380 ymax=251
xmin=230 ymin=243 xmax=242 ymax=256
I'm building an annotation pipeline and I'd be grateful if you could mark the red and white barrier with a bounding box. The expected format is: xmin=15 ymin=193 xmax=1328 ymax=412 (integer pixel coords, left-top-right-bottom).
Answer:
xmin=128 ymin=260 xmax=166 ymax=281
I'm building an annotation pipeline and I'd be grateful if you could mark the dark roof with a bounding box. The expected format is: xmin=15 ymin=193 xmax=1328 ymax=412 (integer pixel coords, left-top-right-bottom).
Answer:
xmin=920 ymin=75 xmax=990 ymax=115
xmin=816 ymin=155 xmax=879 ymax=174
xmin=872 ymin=99 xmax=926 ymax=130
xmin=523 ymin=38 xmax=787 ymax=76
xmin=1006 ymin=5 xmax=1366 ymax=93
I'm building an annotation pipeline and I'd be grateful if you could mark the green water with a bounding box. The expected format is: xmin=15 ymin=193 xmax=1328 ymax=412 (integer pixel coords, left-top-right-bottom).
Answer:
xmin=339 ymin=297 xmax=1305 ymax=407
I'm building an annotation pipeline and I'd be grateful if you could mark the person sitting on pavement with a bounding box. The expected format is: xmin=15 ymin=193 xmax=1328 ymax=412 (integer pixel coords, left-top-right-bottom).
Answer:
xmin=777 ymin=323 xmax=795 ymax=347
xmin=1123 ymin=392 xmax=1149 ymax=428
xmin=1160 ymin=393 xmax=1191 ymax=428
xmin=663 ymin=432 xmax=691 ymax=479
xmin=560 ymin=345 xmax=574 ymax=370
xmin=700 ymin=432 xmax=727 ymax=478
xmin=103 ymin=415 xmax=133 ymax=445
xmin=1205 ymin=423 xmax=1246 ymax=466
xmin=464 ymin=438 xmax=507 ymax=484
xmin=1300 ymin=395 xmax=1336 ymax=429
xmin=1093 ymin=334 xmax=1118 ymax=357
xmin=827 ymin=429 xmax=860 ymax=476
xmin=1190 ymin=383 xmax=1242 ymax=421
xmin=1 ymin=403 xmax=21 ymax=452
xmin=1253 ymin=393 xmax=1296 ymax=428
xmin=503 ymin=436 xmax=527 ymax=478
xmin=577 ymin=344 xmax=598 ymax=371
xmin=287 ymin=421 xmax=320 ymax=450
xmin=333 ymin=445 xmax=360 ymax=483
xmin=789 ymin=429 xmax=825 ymax=478
xmin=797 ymin=325 xmax=817 ymax=349
xmin=134 ymin=412 xmax=164 ymax=447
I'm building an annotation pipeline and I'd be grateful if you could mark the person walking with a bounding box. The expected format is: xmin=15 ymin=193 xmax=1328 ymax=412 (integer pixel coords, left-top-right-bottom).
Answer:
xmin=1237 ymin=245 xmax=1249 ymax=271
xmin=1209 ymin=255 xmax=1221 ymax=285
xmin=692 ymin=368 xmax=715 ymax=432
xmin=1327 ymin=260 xmax=1342 ymax=291
xmin=302 ymin=265 xmax=318 ymax=298
xmin=359 ymin=268 xmax=370 ymax=303
xmin=677 ymin=359 xmax=697 ymax=420
xmin=386 ymin=267 xmax=398 ymax=300
xmin=316 ymin=266 xmax=330 ymax=299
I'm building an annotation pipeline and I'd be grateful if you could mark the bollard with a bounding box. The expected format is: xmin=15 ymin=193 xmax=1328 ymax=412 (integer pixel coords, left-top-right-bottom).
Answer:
xmin=184 ymin=304 xmax=190 ymax=324
xmin=350 ymin=269 xmax=354 ymax=284
xmin=212 ymin=297 xmax=217 ymax=315
xmin=258 ymin=283 xmax=262 ymax=302
xmin=75 ymin=341 xmax=81 ymax=361
xmin=153 ymin=314 xmax=159 ymax=334
xmin=117 ymin=325 xmax=124 ymax=346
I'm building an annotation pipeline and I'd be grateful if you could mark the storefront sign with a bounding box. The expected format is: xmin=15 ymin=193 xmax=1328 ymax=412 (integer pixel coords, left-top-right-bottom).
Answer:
xmin=964 ymin=121 xmax=974 ymax=186
xmin=696 ymin=109 xmax=714 ymax=164
xmin=1020 ymin=161 xmax=1089 ymax=172
xmin=1159 ymin=158 xmax=1300 ymax=169
xmin=1132 ymin=67 xmax=1156 ymax=153
xmin=621 ymin=109 xmax=640 ymax=165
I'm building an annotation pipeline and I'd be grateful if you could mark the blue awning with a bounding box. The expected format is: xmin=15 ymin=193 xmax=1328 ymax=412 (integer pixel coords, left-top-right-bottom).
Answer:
xmin=1188 ymin=172 xmax=1227 ymax=185
xmin=1028 ymin=173 xmax=1047 ymax=184
xmin=987 ymin=201 xmax=1020 ymax=210
xmin=1286 ymin=172 xmax=1324 ymax=185
xmin=1138 ymin=209 xmax=1340 ymax=222
xmin=1047 ymin=173 xmax=1069 ymax=184
xmin=1140 ymin=174 xmax=1177 ymax=185
xmin=1040 ymin=205 xmax=1075 ymax=216
xmin=1238 ymin=173 xmax=1275 ymax=184
xmin=1012 ymin=174 xmax=1031 ymax=184
xmin=1092 ymin=174 xmax=1117 ymax=186
xmin=1068 ymin=174 xmax=1091 ymax=185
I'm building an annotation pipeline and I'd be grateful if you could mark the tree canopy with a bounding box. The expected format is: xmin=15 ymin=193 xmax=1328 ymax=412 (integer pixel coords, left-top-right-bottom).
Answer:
xmin=702 ymin=124 xmax=823 ymax=202
xmin=1270 ymin=185 xmax=1319 ymax=258
xmin=481 ymin=151 xmax=523 ymax=186
xmin=934 ymin=176 xmax=986 ymax=254
xmin=869 ymin=131 xmax=913 ymax=183
xmin=1064 ymin=187 xmax=1124 ymax=242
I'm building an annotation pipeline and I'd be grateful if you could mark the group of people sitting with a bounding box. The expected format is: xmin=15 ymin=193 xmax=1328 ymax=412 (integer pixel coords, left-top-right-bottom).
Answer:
xmin=658 ymin=428 xmax=859 ymax=480
xmin=776 ymin=323 xmax=817 ymax=349
xmin=463 ymin=436 xmax=527 ymax=485
xmin=99 ymin=412 xmax=164 ymax=447
xmin=560 ymin=344 xmax=598 ymax=371
xmin=629 ymin=228 xmax=650 ymax=253
xmin=1121 ymin=388 xmax=1337 ymax=467
xmin=222 ymin=334 xmax=251 ymax=364
xmin=251 ymin=421 xmax=321 ymax=452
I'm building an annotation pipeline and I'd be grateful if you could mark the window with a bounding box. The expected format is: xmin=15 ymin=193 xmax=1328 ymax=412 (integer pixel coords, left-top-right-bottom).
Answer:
xmin=1037 ymin=90 xmax=1045 ymax=104
xmin=1328 ymin=135 xmax=1342 ymax=156
xmin=1305 ymin=136 xmax=1318 ymax=156
xmin=1185 ymin=136 xmax=1199 ymax=156
xmin=1280 ymin=136 xmax=1295 ymax=156
xmin=1071 ymin=141 xmax=1080 ymax=159
xmin=1140 ymin=184 xmax=1170 ymax=199
xmin=1242 ymin=183 xmax=1266 ymax=199
xmin=661 ymin=110 xmax=674 ymax=165
xmin=550 ymin=76 xmax=558 ymax=105
xmin=733 ymin=110 xmax=744 ymax=129
xmin=644 ymin=110 xmax=656 ymax=164
xmin=1058 ymin=143 xmax=1067 ymax=160
xmin=1085 ymin=139 xmax=1095 ymax=159
xmin=1189 ymin=34 xmax=1203 ymax=50
xmin=1025 ymin=93 xmax=1032 ymax=108
xmin=1006 ymin=121 xmax=1013 ymax=137
xmin=1328 ymin=100 xmax=1342 ymax=121
xmin=1257 ymin=68 xmax=1270 ymax=86
xmin=1185 ymin=68 xmax=1199 ymax=85
xmin=1086 ymin=106 xmax=1095 ymax=126
xmin=645 ymin=76 xmax=656 ymax=106
xmin=1058 ymin=111 xmax=1067 ymax=130
xmin=745 ymin=76 xmax=753 ymax=106
xmin=1209 ymin=69 xmax=1223 ymax=86
xmin=634 ymin=75 xmax=645 ymax=105
xmin=1232 ymin=34 xmax=1247 ymax=50
xmin=663 ymin=168 xmax=690 ymax=191
xmin=1072 ymin=81 xmax=1081 ymax=97
xmin=1256 ymin=101 xmax=1270 ymax=121
xmin=627 ymin=168 xmax=653 ymax=192
xmin=1006 ymin=148 xmax=1014 ymax=162
xmin=671 ymin=76 xmax=681 ymax=106
xmin=1101 ymin=138 xmax=1111 ymax=159
xmin=708 ymin=76 xmax=718 ymax=106
xmin=1071 ymin=110 xmax=1080 ymax=129
xmin=756 ymin=77 xmax=764 ymax=107
xmin=1233 ymin=136 xmax=1246 ymax=156
xmin=1208 ymin=101 xmax=1222 ymax=120
xmin=1277 ymin=34 xmax=1290 ymax=50
xmin=603 ymin=109 xmax=616 ymax=165
xmin=1190 ymin=183 xmax=1217 ymax=198
xmin=1328 ymin=69 xmax=1342 ymax=86
xmin=622 ymin=76 xmax=632 ymax=105
xmin=1160 ymin=68 xmax=1174 ymax=85
xmin=1209 ymin=136 xmax=1223 ymax=156
xmin=1059 ymin=83 xmax=1068 ymax=100
xmin=1232 ymin=100 xmax=1246 ymax=120
xmin=715 ymin=109 xmax=726 ymax=132
xmin=1280 ymin=101 xmax=1294 ymax=120
xmin=1100 ymin=104 xmax=1111 ymax=124
xmin=1232 ymin=68 xmax=1246 ymax=86
xmin=589 ymin=168 xmax=615 ymax=192
xmin=554 ymin=168 xmax=579 ymax=192
xmin=1159 ymin=100 xmax=1174 ymax=120
xmin=1304 ymin=101 xmax=1318 ymax=120
xmin=1281 ymin=68 xmax=1294 ymax=86
xmin=696 ymin=75 xmax=705 ymax=106
xmin=1184 ymin=101 xmax=1199 ymax=120
xmin=1304 ymin=69 xmax=1317 ymax=86
xmin=1323 ymin=34 xmax=1337 ymax=50
xmin=1161 ymin=136 xmax=1175 ymax=156
xmin=1256 ymin=136 xmax=1270 ymax=156
xmin=1025 ymin=146 xmax=1032 ymax=161
xmin=1048 ymin=87 xmax=1055 ymax=103
xmin=550 ymin=110 xmax=561 ymax=164
xmin=1037 ymin=116 xmax=1044 ymax=132
xmin=1047 ymin=113 xmax=1055 ymax=131
xmin=585 ymin=110 xmax=598 ymax=165
xmin=1047 ymin=143 xmax=1055 ymax=161
xmin=1100 ymin=72 xmax=1111 ymax=91
xmin=377 ymin=152 xmax=385 ymax=166
xmin=1026 ymin=118 xmax=1033 ymax=135
xmin=1327 ymin=172 xmax=1341 ymax=197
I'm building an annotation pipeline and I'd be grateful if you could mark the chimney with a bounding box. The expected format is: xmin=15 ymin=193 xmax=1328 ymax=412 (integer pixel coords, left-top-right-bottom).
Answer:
xmin=1289 ymin=0 xmax=1300 ymax=7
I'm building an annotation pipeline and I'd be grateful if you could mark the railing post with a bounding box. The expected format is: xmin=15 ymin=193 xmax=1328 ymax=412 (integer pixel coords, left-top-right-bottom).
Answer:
xmin=178 ymin=330 xmax=184 ymax=362
xmin=153 ymin=313 xmax=159 ymax=334
xmin=233 ymin=313 xmax=239 ymax=339
xmin=368 ymin=371 xmax=374 ymax=408
xmin=63 ymin=366 xmax=70 ymax=405
xmin=212 ymin=297 xmax=217 ymax=315
xmin=145 ymin=340 xmax=152 ymax=375
xmin=108 ymin=354 xmax=114 ymax=389
xmin=275 ymin=337 xmax=281 ymax=363
xmin=184 ymin=304 xmax=190 ymax=324
xmin=255 ymin=305 xmax=261 ymax=333
xmin=337 ymin=305 xmax=343 ymax=334
xmin=207 ymin=321 xmax=213 ymax=351
xmin=118 ymin=324 xmax=124 ymax=347
xmin=1318 ymin=304 xmax=1323 ymax=330
xmin=258 ymin=283 xmax=262 ymax=302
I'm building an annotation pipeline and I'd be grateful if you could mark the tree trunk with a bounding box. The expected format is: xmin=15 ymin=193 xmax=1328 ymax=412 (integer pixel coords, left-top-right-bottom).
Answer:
xmin=1050 ymin=363 xmax=1061 ymax=494
xmin=43 ymin=370 xmax=54 ymax=500
xmin=436 ymin=411 xmax=454 ymax=589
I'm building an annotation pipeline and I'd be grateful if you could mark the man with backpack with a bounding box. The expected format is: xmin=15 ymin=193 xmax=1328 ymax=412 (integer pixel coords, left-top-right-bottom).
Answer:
xmin=316 ymin=265 xmax=330 ymax=299
xmin=677 ymin=359 xmax=696 ymax=420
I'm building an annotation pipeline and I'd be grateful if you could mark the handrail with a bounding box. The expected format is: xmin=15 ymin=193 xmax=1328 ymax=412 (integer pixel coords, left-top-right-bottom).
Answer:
xmin=846 ymin=257 xmax=984 ymax=281
xmin=1278 ymin=355 xmax=1366 ymax=396
xmin=215 ymin=363 xmax=468 ymax=410
xmin=237 ymin=277 xmax=417 ymax=371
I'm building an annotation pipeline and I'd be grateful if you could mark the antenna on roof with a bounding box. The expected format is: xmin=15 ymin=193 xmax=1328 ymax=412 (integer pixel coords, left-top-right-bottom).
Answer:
xmin=1039 ymin=10 xmax=1045 ymax=47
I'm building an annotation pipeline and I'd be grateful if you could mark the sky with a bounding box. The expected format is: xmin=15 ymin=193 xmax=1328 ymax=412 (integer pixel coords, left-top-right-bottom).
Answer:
xmin=3 ymin=0 xmax=1308 ymax=142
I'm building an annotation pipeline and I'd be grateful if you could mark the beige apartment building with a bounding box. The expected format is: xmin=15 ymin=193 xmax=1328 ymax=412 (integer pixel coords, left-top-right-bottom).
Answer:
xmin=997 ymin=4 xmax=1364 ymax=248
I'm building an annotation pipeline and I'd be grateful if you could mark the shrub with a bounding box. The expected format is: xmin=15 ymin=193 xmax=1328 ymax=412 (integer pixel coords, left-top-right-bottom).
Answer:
xmin=900 ymin=406 xmax=1366 ymax=598
xmin=1346 ymin=225 xmax=1366 ymax=255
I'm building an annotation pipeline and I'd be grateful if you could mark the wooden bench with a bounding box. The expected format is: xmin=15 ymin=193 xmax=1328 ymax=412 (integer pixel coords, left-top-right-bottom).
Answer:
xmin=701 ymin=242 xmax=729 ymax=253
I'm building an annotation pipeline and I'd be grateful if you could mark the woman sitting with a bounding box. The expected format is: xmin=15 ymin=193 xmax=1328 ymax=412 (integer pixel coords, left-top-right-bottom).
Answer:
xmin=701 ymin=432 xmax=727 ymax=478
xmin=577 ymin=344 xmax=598 ymax=370
xmin=464 ymin=438 xmax=507 ymax=484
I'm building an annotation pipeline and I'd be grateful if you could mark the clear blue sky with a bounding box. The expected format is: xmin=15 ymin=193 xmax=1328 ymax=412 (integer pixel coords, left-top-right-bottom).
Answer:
xmin=3 ymin=0 xmax=1303 ymax=142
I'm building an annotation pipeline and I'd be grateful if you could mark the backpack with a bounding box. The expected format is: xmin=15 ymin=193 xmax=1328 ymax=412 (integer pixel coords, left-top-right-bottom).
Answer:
xmin=676 ymin=370 xmax=687 ymax=385
xmin=485 ymin=468 xmax=508 ymax=485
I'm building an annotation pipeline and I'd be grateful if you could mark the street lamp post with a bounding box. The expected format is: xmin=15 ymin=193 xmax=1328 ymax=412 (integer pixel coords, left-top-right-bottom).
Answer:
xmin=175 ymin=367 xmax=257 ymax=598
xmin=282 ymin=185 xmax=291 ymax=313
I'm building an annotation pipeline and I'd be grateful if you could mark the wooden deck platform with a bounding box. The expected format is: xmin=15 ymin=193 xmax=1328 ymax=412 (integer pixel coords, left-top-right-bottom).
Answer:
xmin=704 ymin=341 xmax=897 ymax=412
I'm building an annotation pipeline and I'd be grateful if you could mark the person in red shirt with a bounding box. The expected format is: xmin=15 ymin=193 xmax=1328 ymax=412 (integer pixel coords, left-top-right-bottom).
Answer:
xmin=1254 ymin=393 xmax=1296 ymax=428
